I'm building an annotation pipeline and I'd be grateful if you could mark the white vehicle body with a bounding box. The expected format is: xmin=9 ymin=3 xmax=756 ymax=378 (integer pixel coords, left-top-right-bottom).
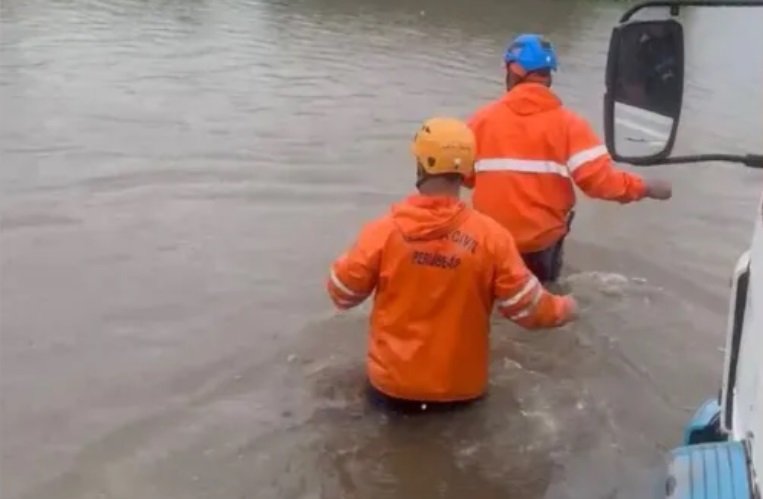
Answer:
xmin=603 ymin=2 xmax=763 ymax=497
xmin=721 ymin=190 xmax=763 ymax=494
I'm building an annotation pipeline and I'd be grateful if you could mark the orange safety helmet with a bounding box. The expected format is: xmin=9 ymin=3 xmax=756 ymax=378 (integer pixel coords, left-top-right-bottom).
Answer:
xmin=411 ymin=117 xmax=476 ymax=183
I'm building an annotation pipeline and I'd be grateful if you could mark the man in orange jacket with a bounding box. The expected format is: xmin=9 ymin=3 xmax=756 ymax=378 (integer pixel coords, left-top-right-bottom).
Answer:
xmin=466 ymin=33 xmax=673 ymax=283
xmin=326 ymin=117 xmax=578 ymax=414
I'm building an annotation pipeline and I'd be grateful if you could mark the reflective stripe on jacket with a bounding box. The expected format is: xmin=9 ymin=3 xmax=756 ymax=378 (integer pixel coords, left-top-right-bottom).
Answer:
xmin=326 ymin=194 xmax=571 ymax=402
xmin=465 ymin=83 xmax=647 ymax=253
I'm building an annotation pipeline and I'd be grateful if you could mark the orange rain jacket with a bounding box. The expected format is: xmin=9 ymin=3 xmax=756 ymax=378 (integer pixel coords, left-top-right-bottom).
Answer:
xmin=326 ymin=194 xmax=572 ymax=402
xmin=465 ymin=83 xmax=647 ymax=253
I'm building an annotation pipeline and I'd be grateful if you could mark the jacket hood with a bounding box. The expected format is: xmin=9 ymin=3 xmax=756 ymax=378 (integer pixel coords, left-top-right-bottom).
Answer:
xmin=502 ymin=83 xmax=562 ymax=116
xmin=390 ymin=194 xmax=468 ymax=241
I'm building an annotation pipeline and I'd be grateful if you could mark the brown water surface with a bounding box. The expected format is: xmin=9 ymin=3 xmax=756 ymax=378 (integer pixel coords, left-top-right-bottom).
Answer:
xmin=1 ymin=0 xmax=762 ymax=497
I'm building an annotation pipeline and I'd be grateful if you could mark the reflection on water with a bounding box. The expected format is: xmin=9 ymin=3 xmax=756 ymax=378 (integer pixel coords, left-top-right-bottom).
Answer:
xmin=1 ymin=0 xmax=761 ymax=498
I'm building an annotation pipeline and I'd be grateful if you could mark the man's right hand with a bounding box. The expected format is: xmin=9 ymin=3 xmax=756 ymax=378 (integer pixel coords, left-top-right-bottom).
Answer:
xmin=559 ymin=295 xmax=579 ymax=325
xmin=644 ymin=179 xmax=673 ymax=200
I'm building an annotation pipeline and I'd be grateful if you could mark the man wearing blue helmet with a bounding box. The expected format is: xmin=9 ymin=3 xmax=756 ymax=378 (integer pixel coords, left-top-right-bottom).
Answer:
xmin=464 ymin=33 xmax=672 ymax=283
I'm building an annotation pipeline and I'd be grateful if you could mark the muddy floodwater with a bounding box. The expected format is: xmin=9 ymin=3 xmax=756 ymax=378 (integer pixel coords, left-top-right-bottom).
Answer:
xmin=1 ymin=0 xmax=762 ymax=498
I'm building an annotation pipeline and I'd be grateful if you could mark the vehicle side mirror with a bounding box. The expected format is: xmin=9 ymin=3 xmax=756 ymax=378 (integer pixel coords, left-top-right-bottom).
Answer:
xmin=603 ymin=19 xmax=685 ymax=164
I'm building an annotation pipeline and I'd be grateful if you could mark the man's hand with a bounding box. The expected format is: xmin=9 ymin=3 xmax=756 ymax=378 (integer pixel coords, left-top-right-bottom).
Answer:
xmin=559 ymin=295 xmax=579 ymax=325
xmin=644 ymin=179 xmax=673 ymax=200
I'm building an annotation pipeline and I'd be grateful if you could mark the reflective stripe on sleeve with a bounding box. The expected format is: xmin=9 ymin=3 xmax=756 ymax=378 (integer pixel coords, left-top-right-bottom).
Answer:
xmin=508 ymin=286 xmax=543 ymax=321
xmin=497 ymin=276 xmax=541 ymax=309
xmin=334 ymin=297 xmax=360 ymax=309
xmin=567 ymin=145 xmax=609 ymax=172
xmin=330 ymin=269 xmax=363 ymax=298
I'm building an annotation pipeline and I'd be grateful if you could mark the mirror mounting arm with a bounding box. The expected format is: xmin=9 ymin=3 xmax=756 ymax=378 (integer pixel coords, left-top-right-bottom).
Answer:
xmin=741 ymin=154 xmax=763 ymax=168
xmin=615 ymin=154 xmax=763 ymax=168
xmin=620 ymin=0 xmax=763 ymax=23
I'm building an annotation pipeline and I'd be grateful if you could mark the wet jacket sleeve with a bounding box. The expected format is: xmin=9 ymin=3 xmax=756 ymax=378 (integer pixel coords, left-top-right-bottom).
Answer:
xmin=326 ymin=221 xmax=385 ymax=310
xmin=565 ymin=111 xmax=647 ymax=203
xmin=490 ymin=223 xmax=573 ymax=329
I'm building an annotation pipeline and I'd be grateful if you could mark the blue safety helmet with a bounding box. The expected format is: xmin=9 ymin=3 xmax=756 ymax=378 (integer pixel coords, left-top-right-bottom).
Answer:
xmin=503 ymin=33 xmax=558 ymax=73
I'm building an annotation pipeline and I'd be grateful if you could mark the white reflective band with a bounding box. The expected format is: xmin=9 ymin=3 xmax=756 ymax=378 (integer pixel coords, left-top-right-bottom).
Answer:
xmin=330 ymin=269 xmax=361 ymax=297
xmin=510 ymin=309 xmax=531 ymax=321
xmin=475 ymin=158 xmax=569 ymax=178
xmin=567 ymin=145 xmax=609 ymax=172
xmin=335 ymin=297 xmax=358 ymax=308
xmin=498 ymin=276 xmax=540 ymax=309
xmin=509 ymin=285 xmax=543 ymax=321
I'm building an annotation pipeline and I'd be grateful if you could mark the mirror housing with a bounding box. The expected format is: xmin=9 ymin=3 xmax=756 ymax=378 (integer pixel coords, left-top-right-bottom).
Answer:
xmin=604 ymin=19 xmax=685 ymax=164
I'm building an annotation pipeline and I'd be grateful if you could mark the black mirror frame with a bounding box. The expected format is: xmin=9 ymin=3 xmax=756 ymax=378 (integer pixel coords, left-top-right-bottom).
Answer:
xmin=603 ymin=19 xmax=685 ymax=165
xmin=602 ymin=0 xmax=763 ymax=168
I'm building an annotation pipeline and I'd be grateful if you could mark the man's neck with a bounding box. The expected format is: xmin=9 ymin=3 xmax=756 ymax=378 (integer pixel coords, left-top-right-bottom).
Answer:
xmin=417 ymin=186 xmax=459 ymax=199
xmin=416 ymin=176 xmax=462 ymax=198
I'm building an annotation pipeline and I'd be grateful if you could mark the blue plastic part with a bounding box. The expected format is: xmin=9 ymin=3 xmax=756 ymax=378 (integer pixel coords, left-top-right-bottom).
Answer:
xmin=503 ymin=33 xmax=558 ymax=72
xmin=665 ymin=442 xmax=751 ymax=499
xmin=683 ymin=398 xmax=724 ymax=445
